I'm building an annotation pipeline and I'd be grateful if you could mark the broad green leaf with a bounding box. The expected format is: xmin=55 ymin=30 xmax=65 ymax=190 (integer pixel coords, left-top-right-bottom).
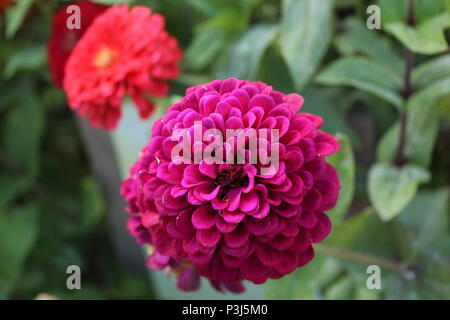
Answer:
xmin=265 ymin=253 xmax=324 ymax=299
xmin=316 ymin=57 xmax=404 ymax=110
xmin=386 ymin=13 xmax=450 ymax=55
xmin=5 ymin=0 xmax=34 ymax=38
xmin=184 ymin=28 xmax=230 ymax=71
xmin=326 ymin=134 xmax=355 ymax=226
xmin=3 ymin=45 xmax=46 ymax=78
xmin=4 ymin=90 xmax=44 ymax=174
xmin=317 ymin=257 xmax=344 ymax=288
xmin=279 ymin=0 xmax=333 ymax=89
xmin=404 ymin=77 xmax=448 ymax=166
xmin=398 ymin=189 xmax=449 ymax=259
xmin=377 ymin=78 xmax=448 ymax=167
xmin=334 ymin=18 xmax=403 ymax=74
xmin=0 ymin=206 xmax=39 ymax=297
xmin=326 ymin=208 xmax=398 ymax=273
xmin=379 ymin=0 xmax=447 ymax=25
xmin=0 ymin=173 xmax=32 ymax=209
xmin=217 ymin=24 xmax=278 ymax=80
xmin=419 ymin=248 xmax=450 ymax=298
xmin=368 ymin=163 xmax=430 ymax=221
xmin=413 ymin=54 xmax=450 ymax=89
xmin=377 ymin=0 xmax=407 ymax=24
xmin=186 ymin=0 xmax=224 ymax=16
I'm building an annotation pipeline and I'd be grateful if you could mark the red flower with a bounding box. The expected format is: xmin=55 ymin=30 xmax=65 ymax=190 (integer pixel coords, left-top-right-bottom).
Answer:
xmin=0 ymin=0 xmax=14 ymax=15
xmin=47 ymin=1 xmax=107 ymax=87
xmin=63 ymin=5 xmax=182 ymax=130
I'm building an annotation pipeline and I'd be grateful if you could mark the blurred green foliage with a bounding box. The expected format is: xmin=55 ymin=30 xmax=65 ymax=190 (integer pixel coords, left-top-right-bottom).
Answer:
xmin=1 ymin=0 xmax=449 ymax=299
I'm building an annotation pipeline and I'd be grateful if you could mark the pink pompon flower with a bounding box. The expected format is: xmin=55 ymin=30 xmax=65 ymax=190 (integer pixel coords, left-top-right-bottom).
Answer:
xmin=121 ymin=78 xmax=340 ymax=292
xmin=64 ymin=5 xmax=182 ymax=130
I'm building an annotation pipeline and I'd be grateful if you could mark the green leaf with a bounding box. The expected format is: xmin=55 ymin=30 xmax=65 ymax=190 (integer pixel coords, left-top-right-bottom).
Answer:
xmin=413 ymin=54 xmax=450 ymax=89
xmin=334 ymin=18 xmax=403 ymax=74
xmin=377 ymin=78 xmax=448 ymax=167
xmin=3 ymin=45 xmax=46 ymax=78
xmin=5 ymin=0 xmax=34 ymax=38
xmin=265 ymin=253 xmax=324 ymax=299
xmin=398 ymin=189 xmax=449 ymax=259
xmin=326 ymin=208 xmax=398 ymax=273
xmin=378 ymin=0 xmax=447 ymax=25
xmin=279 ymin=0 xmax=333 ymax=89
xmin=326 ymin=134 xmax=355 ymax=226
xmin=217 ymin=24 xmax=278 ymax=80
xmin=368 ymin=163 xmax=430 ymax=221
xmin=184 ymin=28 xmax=230 ymax=71
xmin=0 ymin=173 xmax=33 ymax=209
xmin=316 ymin=57 xmax=404 ymax=110
xmin=386 ymin=13 xmax=450 ymax=55
xmin=377 ymin=0 xmax=408 ymax=25
xmin=0 ymin=206 xmax=39 ymax=297
xmin=4 ymin=89 xmax=44 ymax=174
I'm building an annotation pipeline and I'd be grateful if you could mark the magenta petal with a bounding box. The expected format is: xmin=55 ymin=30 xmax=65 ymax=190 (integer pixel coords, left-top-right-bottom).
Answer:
xmin=199 ymin=161 xmax=218 ymax=178
xmin=191 ymin=206 xmax=217 ymax=230
xmin=240 ymin=254 xmax=269 ymax=284
xmin=256 ymin=243 xmax=282 ymax=267
xmin=196 ymin=228 xmax=221 ymax=247
xmin=181 ymin=165 xmax=208 ymax=187
xmin=239 ymin=191 xmax=258 ymax=213
xmin=224 ymin=225 xmax=249 ymax=248
xmin=176 ymin=267 xmax=200 ymax=291
xmin=222 ymin=210 xmax=246 ymax=223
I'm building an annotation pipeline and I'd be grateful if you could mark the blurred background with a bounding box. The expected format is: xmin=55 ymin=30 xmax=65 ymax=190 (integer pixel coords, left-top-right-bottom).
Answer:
xmin=0 ymin=0 xmax=449 ymax=299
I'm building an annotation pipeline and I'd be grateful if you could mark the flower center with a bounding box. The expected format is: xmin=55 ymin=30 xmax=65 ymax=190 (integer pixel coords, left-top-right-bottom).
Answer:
xmin=214 ymin=167 xmax=249 ymax=201
xmin=93 ymin=47 xmax=116 ymax=69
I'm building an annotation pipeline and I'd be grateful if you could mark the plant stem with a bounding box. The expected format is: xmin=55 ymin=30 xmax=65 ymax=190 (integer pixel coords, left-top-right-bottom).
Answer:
xmin=394 ymin=0 xmax=416 ymax=166
xmin=314 ymin=244 xmax=414 ymax=278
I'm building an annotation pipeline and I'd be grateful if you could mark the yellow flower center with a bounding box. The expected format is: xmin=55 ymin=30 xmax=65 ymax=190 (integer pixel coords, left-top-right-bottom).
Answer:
xmin=93 ymin=48 xmax=116 ymax=69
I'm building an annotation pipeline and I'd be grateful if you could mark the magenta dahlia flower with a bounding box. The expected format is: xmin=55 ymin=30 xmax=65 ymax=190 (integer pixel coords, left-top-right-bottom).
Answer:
xmin=64 ymin=5 xmax=182 ymax=130
xmin=121 ymin=78 xmax=340 ymax=291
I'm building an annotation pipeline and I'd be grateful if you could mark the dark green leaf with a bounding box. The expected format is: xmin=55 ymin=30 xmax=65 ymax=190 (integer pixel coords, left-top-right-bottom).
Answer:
xmin=413 ymin=54 xmax=450 ymax=89
xmin=217 ymin=24 xmax=278 ymax=80
xmin=5 ymin=0 xmax=34 ymax=38
xmin=334 ymin=18 xmax=403 ymax=74
xmin=326 ymin=208 xmax=398 ymax=273
xmin=386 ymin=13 xmax=450 ymax=55
xmin=184 ymin=28 xmax=230 ymax=71
xmin=398 ymin=189 xmax=449 ymax=259
xmin=316 ymin=57 xmax=404 ymax=109
xmin=377 ymin=78 xmax=448 ymax=167
xmin=4 ymin=89 xmax=44 ymax=174
xmin=368 ymin=163 xmax=430 ymax=221
xmin=3 ymin=45 xmax=46 ymax=78
xmin=0 ymin=206 xmax=39 ymax=297
xmin=280 ymin=0 xmax=334 ymax=89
